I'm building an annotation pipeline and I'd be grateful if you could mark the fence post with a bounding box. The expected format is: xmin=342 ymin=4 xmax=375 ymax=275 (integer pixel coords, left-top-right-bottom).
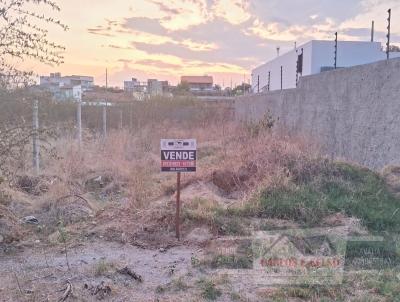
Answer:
xmin=102 ymin=104 xmax=107 ymax=138
xmin=32 ymin=100 xmax=39 ymax=175
xmin=77 ymin=101 xmax=82 ymax=145
xmin=334 ymin=32 xmax=338 ymax=69
xmin=387 ymin=9 xmax=391 ymax=60
xmin=129 ymin=102 xmax=133 ymax=131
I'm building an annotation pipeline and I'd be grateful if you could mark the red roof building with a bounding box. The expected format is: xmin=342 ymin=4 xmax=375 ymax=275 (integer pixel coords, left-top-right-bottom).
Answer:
xmin=181 ymin=76 xmax=213 ymax=92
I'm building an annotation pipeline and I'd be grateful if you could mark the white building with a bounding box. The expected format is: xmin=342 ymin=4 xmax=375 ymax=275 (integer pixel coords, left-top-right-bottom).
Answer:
xmin=39 ymin=72 xmax=93 ymax=102
xmin=124 ymin=78 xmax=140 ymax=93
xmin=252 ymin=40 xmax=400 ymax=92
xmin=58 ymin=85 xmax=82 ymax=102
xmin=147 ymin=79 xmax=163 ymax=96
xmin=40 ymin=73 xmax=94 ymax=91
xmin=124 ymin=78 xmax=169 ymax=98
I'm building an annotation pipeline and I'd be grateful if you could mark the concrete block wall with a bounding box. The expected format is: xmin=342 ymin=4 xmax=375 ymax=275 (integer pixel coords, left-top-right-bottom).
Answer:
xmin=236 ymin=58 xmax=400 ymax=170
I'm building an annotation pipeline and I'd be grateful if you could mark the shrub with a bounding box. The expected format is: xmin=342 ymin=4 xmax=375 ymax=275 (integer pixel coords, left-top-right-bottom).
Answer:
xmin=199 ymin=279 xmax=222 ymax=301
xmin=245 ymin=111 xmax=275 ymax=137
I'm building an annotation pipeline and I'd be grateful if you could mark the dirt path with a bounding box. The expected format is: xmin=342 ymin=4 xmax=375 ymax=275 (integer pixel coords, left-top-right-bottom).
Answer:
xmin=0 ymin=240 xmax=204 ymax=301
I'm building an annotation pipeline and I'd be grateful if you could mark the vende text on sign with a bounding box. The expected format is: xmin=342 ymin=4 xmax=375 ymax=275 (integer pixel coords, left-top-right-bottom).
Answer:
xmin=160 ymin=139 xmax=196 ymax=172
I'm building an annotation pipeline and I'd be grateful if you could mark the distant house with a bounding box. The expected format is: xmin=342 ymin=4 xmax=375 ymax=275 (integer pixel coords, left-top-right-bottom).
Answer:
xmin=252 ymin=40 xmax=400 ymax=92
xmin=160 ymin=81 xmax=170 ymax=93
xmin=147 ymin=79 xmax=163 ymax=96
xmin=39 ymin=72 xmax=94 ymax=102
xmin=57 ymin=85 xmax=82 ymax=102
xmin=181 ymin=76 xmax=213 ymax=92
xmin=124 ymin=77 xmax=170 ymax=99
xmin=124 ymin=78 xmax=145 ymax=93
xmin=40 ymin=73 xmax=94 ymax=91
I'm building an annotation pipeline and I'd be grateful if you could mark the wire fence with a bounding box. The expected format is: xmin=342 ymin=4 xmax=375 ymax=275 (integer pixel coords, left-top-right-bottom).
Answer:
xmin=0 ymin=92 xmax=235 ymax=177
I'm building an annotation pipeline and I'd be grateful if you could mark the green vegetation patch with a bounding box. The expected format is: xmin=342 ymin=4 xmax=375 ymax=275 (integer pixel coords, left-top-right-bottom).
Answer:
xmin=270 ymin=284 xmax=345 ymax=301
xmin=198 ymin=279 xmax=222 ymax=301
xmin=345 ymin=270 xmax=400 ymax=301
xmin=184 ymin=161 xmax=400 ymax=235
xmin=209 ymin=254 xmax=252 ymax=269
xmin=258 ymin=162 xmax=400 ymax=233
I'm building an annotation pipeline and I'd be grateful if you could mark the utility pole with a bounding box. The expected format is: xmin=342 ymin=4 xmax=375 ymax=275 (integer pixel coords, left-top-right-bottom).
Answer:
xmin=296 ymin=49 xmax=299 ymax=87
xmin=387 ymin=9 xmax=391 ymax=60
xmin=280 ymin=66 xmax=283 ymax=90
xmin=257 ymin=75 xmax=260 ymax=93
xmin=119 ymin=109 xmax=123 ymax=129
xmin=334 ymin=32 xmax=338 ymax=69
xmin=371 ymin=20 xmax=375 ymax=42
xmin=267 ymin=71 xmax=271 ymax=91
xmin=243 ymin=73 xmax=245 ymax=95
xmin=77 ymin=101 xmax=82 ymax=146
xmin=32 ymin=100 xmax=39 ymax=175
xmin=129 ymin=102 xmax=133 ymax=131
xmin=102 ymin=68 xmax=107 ymax=138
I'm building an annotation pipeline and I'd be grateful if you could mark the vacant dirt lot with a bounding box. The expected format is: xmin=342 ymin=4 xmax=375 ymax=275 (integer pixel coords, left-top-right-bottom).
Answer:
xmin=1 ymin=101 xmax=400 ymax=301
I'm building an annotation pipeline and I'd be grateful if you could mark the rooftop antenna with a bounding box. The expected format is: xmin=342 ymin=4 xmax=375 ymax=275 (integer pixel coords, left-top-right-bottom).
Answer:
xmin=371 ymin=20 xmax=375 ymax=42
xmin=387 ymin=9 xmax=391 ymax=60
xmin=276 ymin=47 xmax=280 ymax=57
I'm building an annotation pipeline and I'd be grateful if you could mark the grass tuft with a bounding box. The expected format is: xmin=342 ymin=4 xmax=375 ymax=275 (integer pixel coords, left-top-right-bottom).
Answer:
xmin=257 ymin=162 xmax=400 ymax=233
xmin=198 ymin=279 xmax=222 ymax=301
xmin=93 ymin=259 xmax=115 ymax=276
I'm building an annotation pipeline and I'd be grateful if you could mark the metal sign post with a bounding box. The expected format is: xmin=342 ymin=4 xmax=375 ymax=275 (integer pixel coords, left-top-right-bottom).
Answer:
xmin=176 ymin=172 xmax=181 ymax=240
xmin=161 ymin=139 xmax=197 ymax=240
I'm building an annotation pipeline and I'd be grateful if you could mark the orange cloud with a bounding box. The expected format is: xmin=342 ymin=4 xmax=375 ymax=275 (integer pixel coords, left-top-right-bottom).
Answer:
xmin=212 ymin=0 xmax=251 ymax=25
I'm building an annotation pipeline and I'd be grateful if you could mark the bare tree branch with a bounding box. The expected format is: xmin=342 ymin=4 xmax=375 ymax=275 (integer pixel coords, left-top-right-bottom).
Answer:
xmin=0 ymin=0 xmax=67 ymax=88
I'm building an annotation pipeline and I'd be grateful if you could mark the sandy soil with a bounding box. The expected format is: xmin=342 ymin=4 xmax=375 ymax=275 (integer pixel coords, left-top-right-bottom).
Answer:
xmin=1 ymin=239 xmax=203 ymax=301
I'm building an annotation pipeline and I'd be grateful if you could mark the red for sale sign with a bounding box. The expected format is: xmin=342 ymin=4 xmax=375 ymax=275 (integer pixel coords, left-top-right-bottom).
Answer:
xmin=161 ymin=139 xmax=197 ymax=172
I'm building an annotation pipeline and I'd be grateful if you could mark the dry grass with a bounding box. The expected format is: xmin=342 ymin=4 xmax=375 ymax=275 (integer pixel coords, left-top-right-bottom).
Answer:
xmin=3 ymin=99 xmax=400 ymax=302
xmin=93 ymin=259 xmax=115 ymax=276
xmin=1 ymin=99 xmax=325 ymax=246
xmin=41 ymin=116 xmax=318 ymax=210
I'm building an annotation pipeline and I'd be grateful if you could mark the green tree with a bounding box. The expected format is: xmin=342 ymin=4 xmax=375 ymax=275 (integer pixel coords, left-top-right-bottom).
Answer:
xmin=173 ymin=82 xmax=191 ymax=95
xmin=232 ymin=83 xmax=251 ymax=95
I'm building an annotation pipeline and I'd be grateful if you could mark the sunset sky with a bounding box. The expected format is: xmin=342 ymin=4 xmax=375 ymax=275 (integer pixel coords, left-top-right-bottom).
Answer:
xmin=31 ymin=0 xmax=400 ymax=87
